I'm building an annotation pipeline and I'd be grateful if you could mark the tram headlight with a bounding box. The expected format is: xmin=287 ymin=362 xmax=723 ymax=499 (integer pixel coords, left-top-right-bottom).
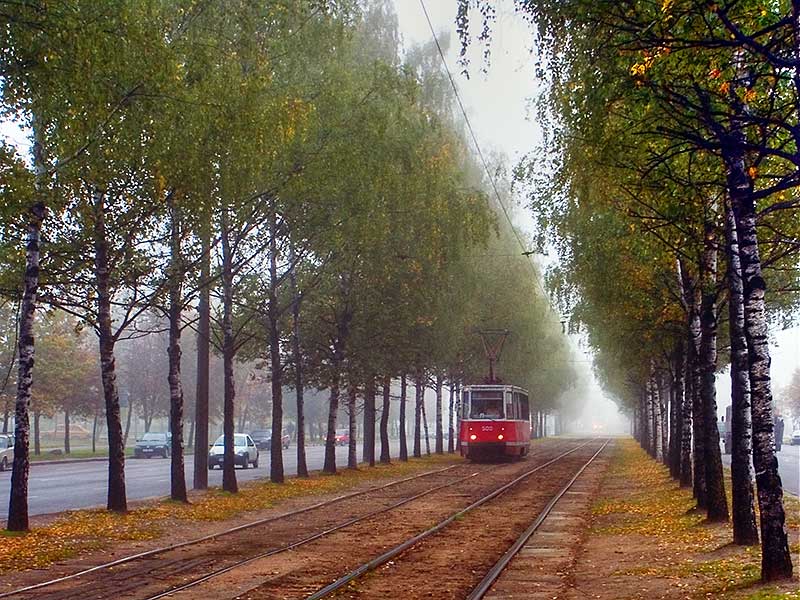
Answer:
xmin=470 ymin=434 xmax=477 ymax=441
xmin=497 ymin=434 xmax=504 ymax=440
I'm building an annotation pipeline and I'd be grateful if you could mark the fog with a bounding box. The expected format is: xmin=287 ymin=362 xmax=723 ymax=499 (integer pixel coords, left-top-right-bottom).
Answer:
xmin=566 ymin=375 xmax=630 ymax=436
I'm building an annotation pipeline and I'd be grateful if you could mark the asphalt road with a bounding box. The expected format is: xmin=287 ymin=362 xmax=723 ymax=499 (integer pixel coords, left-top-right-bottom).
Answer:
xmin=721 ymin=443 xmax=799 ymax=497
xmin=0 ymin=440 xmax=409 ymax=518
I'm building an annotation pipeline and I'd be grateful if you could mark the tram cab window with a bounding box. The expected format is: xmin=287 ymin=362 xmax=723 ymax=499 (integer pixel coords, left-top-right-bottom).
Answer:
xmin=513 ymin=392 xmax=530 ymax=421
xmin=469 ymin=391 xmax=504 ymax=419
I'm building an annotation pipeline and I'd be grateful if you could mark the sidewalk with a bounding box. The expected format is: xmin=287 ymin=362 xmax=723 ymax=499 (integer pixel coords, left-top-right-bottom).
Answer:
xmin=563 ymin=439 xmax=799 ymax=600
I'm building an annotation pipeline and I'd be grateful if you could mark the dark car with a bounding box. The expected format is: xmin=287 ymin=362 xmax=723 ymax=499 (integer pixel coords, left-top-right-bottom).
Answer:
xmin=250 ymin=430 xmax=271 ymax=450
xmin=250 ymin=430 xmax=290 ymax=450
xmin=134 ymin=432 xmax=171 ymax=458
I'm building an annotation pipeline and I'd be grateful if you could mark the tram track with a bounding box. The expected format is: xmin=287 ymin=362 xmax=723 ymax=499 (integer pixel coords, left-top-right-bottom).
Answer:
xmin=0 ymin=438 xmax=594 ymax=600
xmin=304 ymin=439 xmax=607 ymax=600
xmin=0 ymin=462 xmax=462 ymax=599
xmin=137 ymin=439 xmax=589 ymax=600
xmin=465 ymin=439 xmax=611 ymax=600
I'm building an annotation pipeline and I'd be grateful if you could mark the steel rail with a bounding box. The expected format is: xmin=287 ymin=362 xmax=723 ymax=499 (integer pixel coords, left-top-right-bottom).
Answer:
xmin=466 ymin=438 xmax=611 ymax=600
xmin=304 ymin=439 xmax=597 ymax=600
xmin=141 ymin=469 xmax=488 ymax=600
xmin=0 ymin=463 xmax=461 ymax=599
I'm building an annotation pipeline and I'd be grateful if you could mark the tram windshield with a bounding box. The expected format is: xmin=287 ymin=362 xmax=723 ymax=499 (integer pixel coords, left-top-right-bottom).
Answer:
xmin=469 ymin=390 xmax=504 ymax=419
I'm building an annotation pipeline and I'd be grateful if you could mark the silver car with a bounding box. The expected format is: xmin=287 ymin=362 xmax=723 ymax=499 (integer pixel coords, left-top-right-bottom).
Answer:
xmin=208 ymin=433 xmax=259 ymax=469
xmin=0 ymin=434 xmax=13 ymax=471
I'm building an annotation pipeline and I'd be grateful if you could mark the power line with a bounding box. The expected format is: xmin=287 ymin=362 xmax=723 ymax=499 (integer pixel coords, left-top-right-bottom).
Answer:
xmin=417 ymin=0 xmax=562 ymax=321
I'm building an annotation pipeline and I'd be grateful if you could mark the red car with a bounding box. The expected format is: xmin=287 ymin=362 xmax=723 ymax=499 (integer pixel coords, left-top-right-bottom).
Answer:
xmin=334 ymin=429 xmax=350 ymax=446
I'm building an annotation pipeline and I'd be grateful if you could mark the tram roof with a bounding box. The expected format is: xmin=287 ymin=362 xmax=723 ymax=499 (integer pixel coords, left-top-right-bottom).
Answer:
xmin=463 ymin=384 xmax=529 ymax=395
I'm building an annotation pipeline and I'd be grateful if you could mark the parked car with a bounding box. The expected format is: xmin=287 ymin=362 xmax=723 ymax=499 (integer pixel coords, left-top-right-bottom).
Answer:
xmin=335 ymin=428 xmax=350 ymax=446
xmin=791 ymin=429 xmax=800 ymax=446
xmin=721 ymin=406 xmax=732 ymax=455
xmin=208 ymin=433 xmax=259 ymax=469
xmin=134 ymin=432 xmax=171 ymax=458
xmin=250 ymin=430 xmax=271 ymax=450
xmin=250 ymin=430 xmax=290 ymax=451
xmin=0 ymin=434 xmax=13 ymax=471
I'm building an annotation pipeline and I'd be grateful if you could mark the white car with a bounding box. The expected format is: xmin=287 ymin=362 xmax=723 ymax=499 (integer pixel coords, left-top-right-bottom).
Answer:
xmin=791 ymin=430 xmax=800 ymax=446
xmin=0 ymin=434 xmax=12 ymax=471
xmin=208 ymin=433 xmax=259 ymax=469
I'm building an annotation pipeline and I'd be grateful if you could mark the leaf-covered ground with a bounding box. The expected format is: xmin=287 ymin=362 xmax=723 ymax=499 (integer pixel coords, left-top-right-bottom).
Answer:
xmin=568 ymin=439 xmax=799 ymax=599
xmin=0 ymin=454 xmax=458 ymax=573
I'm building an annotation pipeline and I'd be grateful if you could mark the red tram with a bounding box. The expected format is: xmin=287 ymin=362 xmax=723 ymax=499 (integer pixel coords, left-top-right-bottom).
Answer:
xmin=459 ymin=384 xmax=531 ymax=460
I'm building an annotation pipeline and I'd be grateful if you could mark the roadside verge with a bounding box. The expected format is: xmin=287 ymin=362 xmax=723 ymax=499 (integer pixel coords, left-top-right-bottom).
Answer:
xmin=565 ymin=439 xmax=799 ymax=599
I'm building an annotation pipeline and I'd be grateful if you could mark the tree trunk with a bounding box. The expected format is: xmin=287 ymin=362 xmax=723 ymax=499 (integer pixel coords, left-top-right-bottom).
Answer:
xmin=399 ymin=374 xmax=408 ymax=461
xmin=347 ymin=384 xmax=357 ymax=469
xmin=680 ymin=341 xmax=693 ymax=487
xmin=220 ymin=207 xmax=237 ymax=494
xmin=193 ymin=220 xmax=211 ymax=490
xmin=685 ymin=265 xmax=706 ymax=508
xmin=363 ymin=378 xmax=375 ymax=467
xmin=290 ymin=251 xmax=308 ymax=477
xmin=267 ymin=203 xmax=284 ymax=484
xmin=323 ymin=372 xmax=340 ymax=475
xmin=91 ymin=411 xmax=98 ymax=454
xmin=699 ymin=204 xmax=729 ymax=522
xmin=669 ymin=360 xmax=680 ymax=478
xmin=447 ymin=383 xmax=455 ymax=454
xmin=413 ymin=374 xmax=422 ymax=458
xmin=723 ymin=123 xmax=792 ymax=578
xmin=123 ymin=397 xmax=133 ymax=448
xmin=379 ymin=377 xmax=390 ymax=464
xmin=34 ymin=411 xmax=40 ymax=456
xmin=724 ymin=198 xmax=759 ymax=545
xmin=455 ymin=381 xmax=462 ymax=452
xmin=94 ymin=187 xmax=127 ymax=513
xmin=652 ymin=372 xmax=663 ymax=462
xmin=659 ymin=376 xmax=668 ymax=466
xmin=7 ymin=120 xmax=47 ymax=531
xmin=434 ymin=373 xmax=443 ymax=454
xmin=167 ymin=198 xmax=188 ymax=503
xmin=64 ymin=409 xmax=70 ymax=454
xmin=422 ymin=397 xmax=431 ymax=455
xmin=644 ymin=384 xmax=653 ymax=456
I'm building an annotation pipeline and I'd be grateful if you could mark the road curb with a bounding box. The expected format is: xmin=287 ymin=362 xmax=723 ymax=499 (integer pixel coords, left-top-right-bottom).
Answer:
xmin=29 ymin=453 xmax=197 ymax=467
xmin=30 ymin=457 xmax=110 ymax=466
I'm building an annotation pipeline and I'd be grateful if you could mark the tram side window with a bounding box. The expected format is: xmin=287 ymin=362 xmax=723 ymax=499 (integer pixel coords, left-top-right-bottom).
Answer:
xmin=506 ymin=392 xmax=515 ymax=420
xmin=470 ymin=392 xmax=504 ymax=419
xmin=522 ymin=395 xmax=530 ymax=420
